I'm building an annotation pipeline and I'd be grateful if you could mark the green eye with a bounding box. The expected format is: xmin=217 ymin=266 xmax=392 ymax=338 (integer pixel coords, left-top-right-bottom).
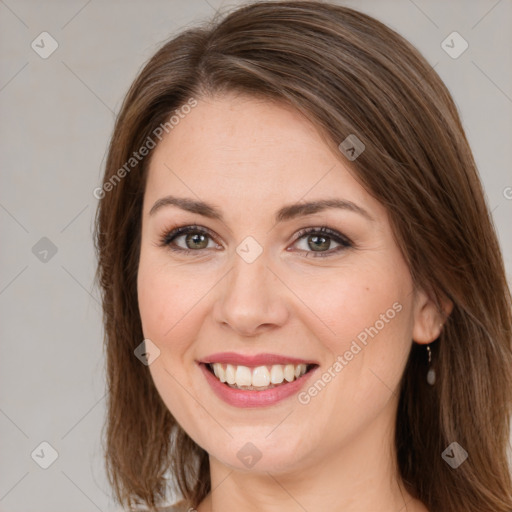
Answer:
xmin=160 ymin=224 xmax=352 ymax=258
xmin=292 ymin=226 xmax=352 ymax=257
xmin=160 ymin=225 xmax=218 ymax=254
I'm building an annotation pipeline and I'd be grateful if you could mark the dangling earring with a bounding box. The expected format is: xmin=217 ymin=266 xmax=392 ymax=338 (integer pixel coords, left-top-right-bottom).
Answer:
xmin=426 ymin=344 xmax=436 ymax=386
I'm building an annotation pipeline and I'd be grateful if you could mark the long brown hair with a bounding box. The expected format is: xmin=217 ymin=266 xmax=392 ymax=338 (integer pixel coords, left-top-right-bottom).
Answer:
xmin=94 ymin=2 xmax=512 ymax=511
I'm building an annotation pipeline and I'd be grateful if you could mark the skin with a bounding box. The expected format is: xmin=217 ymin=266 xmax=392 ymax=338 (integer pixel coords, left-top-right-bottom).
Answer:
xmin=137 ymin=92 xmax=448 ymax=512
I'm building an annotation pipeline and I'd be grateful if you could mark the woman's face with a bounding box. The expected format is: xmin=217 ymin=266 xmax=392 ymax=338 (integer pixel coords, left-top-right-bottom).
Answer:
xmin=137 ymin=93 xmax=440 ymax=474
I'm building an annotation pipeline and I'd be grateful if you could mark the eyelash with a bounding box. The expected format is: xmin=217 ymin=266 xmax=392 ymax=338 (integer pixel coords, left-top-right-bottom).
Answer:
xmin=158 ymin=224 xmax=353 ymax=258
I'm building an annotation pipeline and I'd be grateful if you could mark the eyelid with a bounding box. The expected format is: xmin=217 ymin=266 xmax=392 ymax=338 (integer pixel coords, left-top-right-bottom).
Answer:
xmin=292 ymin=226 xmax=352 ymax=247
xmin=289 ymin=225 xmax=353 ymax=257
xmin=158 ymin=223 xmax=353 ymax=256
xmin=158 ymin=224 xmax=222 ymax=251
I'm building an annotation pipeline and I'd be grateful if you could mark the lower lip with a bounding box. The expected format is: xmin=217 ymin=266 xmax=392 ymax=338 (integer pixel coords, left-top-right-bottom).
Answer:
xmin=199 ymin=363 xmax=318 ymax=408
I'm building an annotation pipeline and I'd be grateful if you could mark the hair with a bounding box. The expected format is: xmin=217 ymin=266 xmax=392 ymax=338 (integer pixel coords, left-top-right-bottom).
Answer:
xmin=94 ymin=1 xmax=512 ymax=511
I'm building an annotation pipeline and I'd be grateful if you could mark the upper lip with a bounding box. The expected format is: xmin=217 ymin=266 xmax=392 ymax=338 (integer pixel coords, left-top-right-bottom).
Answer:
xmin=199 ymin=352 xmax=318 ymax=366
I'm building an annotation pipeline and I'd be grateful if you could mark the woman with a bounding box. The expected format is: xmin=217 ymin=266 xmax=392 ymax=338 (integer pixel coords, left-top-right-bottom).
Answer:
xmin=94 ymin=2 xmax=512 ymax=511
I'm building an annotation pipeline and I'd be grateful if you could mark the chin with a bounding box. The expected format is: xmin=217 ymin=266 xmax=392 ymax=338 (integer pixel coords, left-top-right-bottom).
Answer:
xmin=199 ymin=430 xmax=311 ymax=474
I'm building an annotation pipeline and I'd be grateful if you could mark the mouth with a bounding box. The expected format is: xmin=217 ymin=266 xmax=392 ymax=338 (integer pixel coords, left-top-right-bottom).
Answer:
xmin=203 ymin=362 xmax=319 ymax=391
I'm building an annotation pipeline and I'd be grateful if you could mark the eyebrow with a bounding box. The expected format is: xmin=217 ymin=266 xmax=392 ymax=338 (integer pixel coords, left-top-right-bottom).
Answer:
xmin=149 ymin=195 xmax=374 ymax=222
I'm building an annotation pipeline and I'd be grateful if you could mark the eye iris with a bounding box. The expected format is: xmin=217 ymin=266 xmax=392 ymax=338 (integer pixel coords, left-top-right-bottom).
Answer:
xmin=308 ymin=234 xmax=330 ymax=251
xmin=186 ymin=232 xmax=208 ymax=249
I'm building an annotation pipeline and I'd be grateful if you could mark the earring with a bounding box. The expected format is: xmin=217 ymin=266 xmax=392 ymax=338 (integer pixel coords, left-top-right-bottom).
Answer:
xmin=426 ymin=344 xmax=436 ymax=386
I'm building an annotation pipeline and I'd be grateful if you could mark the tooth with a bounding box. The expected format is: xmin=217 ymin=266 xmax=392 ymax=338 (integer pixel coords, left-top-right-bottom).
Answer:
xmin=235 ymin=365 xmax=252 ymax=386
xmin=283 ymin=364 xmax=295 ymax=382
xmin=212 ymin=363 xmax=226 ymax=382
xmin=270 ymin=364 xmax=284 ymax=384
xmin=295 ymin=363 xmax=307 ymax=378
xmin=252 ymin=366 xmax=270 ymax=387
xmin=212 ymin=362 xmax=309 ymax=387
xmin=225 ymin=364 xmax=236 ymax=384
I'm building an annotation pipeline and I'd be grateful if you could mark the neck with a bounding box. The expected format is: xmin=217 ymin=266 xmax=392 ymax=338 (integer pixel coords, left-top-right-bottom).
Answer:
xmin=196 ymin=403 xmax=427 ymax=512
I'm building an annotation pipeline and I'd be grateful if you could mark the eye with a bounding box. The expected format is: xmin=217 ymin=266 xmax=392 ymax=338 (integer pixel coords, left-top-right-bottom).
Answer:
xmin=158 ymin=224 xmax=352 ymax=258
xmin=290 ymin=226 xmax=352 ymax=257
xmin=159 ymin=225 xmax=220 ymax=254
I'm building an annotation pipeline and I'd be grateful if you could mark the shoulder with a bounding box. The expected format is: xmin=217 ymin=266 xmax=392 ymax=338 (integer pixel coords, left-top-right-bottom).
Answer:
xmin=158 ymin=499 xmax=190 ymax=512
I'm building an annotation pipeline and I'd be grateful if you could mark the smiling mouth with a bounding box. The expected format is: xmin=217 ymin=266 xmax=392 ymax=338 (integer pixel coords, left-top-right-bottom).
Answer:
xmin=205 ymin=362 xmax=318 ymax=391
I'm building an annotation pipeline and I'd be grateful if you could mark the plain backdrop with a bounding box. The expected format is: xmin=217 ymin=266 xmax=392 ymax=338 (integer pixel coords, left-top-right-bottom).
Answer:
xmin=0 ymin=0 xmax=511 ymax=510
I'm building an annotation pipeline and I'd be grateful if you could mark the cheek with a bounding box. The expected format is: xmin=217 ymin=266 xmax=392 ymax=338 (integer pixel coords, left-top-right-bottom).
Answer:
xmin=136 ymin=256 xmax=198 ymax=408
xmin=137 ymin=255 xmax=216 ymax=436
xmin=137 ymin=250 xmax=214 ymax=346
xmin=292 ymin=259 xmax=413 ymax=403
xmin=292 ymin=259 xmax=410 ymax=346
xmin=269 ymin=260 xmax=414 ymax=461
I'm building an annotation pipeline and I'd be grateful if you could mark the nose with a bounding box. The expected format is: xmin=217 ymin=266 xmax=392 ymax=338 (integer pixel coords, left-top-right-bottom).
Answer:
xmin=213 ymin=250 xmax=290 ymax=337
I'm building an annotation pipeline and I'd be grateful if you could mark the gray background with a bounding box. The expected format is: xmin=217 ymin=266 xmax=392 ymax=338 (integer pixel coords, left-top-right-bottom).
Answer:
xmin=0 ymin=0 xmax=511 ymax=511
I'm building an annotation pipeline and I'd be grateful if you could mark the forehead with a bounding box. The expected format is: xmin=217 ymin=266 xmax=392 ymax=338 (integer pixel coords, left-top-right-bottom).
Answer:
xmin=152 ymin=94 xmax=332 ymax=165
xmin=143 ymin=93 xmax=377 ymax=217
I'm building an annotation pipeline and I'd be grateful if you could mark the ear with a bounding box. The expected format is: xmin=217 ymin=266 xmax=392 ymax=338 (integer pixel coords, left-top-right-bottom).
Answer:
xmin=412 ymin=287 xmax=453 ymax=344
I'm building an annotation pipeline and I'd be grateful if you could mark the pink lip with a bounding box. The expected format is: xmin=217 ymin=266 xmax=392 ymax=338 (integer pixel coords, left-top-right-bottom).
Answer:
xmin=199 ymin=352 xmax=318 ymax=366
xmin=198 ymin=362 xmax=319 ymax=408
